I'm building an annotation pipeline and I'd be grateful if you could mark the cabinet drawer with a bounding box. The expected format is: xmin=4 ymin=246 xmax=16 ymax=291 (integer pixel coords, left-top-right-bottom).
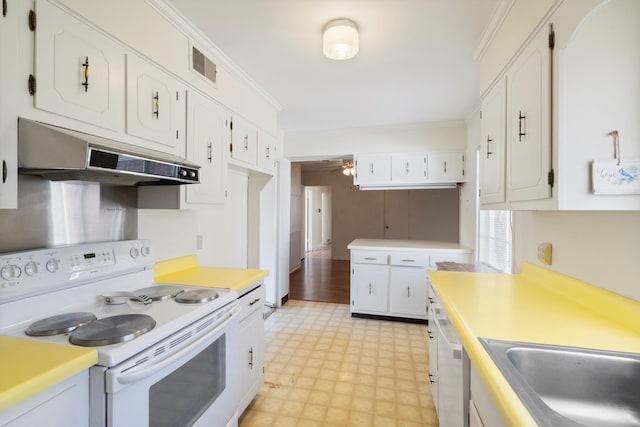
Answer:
xmin=351 ymin=250 xmax=388 ymax=265
xmin=389 ymin=253 xmax=429 ymax=267
xmin=429 ymin=253 xmax=472 ymax=269
xmin=239 ymin=284 xmax=265 ymax=321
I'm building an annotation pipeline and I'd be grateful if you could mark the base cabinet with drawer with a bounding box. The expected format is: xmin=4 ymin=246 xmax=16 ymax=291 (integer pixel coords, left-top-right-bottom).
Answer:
xmin=237 ymin=283 xmax=265 ymax=416
xmin=348 ymin=240 xmax=472 ymax=321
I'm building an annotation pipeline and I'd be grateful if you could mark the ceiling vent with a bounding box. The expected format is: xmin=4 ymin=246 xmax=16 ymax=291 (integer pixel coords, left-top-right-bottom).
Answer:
xmin=190 ymin=45 xmax=217 ymax=86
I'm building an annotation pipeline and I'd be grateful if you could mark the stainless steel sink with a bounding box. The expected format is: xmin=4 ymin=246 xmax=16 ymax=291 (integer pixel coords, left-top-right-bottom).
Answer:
xmin=479 ymin=338 xmax=640 ymax=427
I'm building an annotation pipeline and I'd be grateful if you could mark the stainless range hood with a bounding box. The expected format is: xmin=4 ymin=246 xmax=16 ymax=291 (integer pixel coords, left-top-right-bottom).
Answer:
xmin=18 ymin=118 xmax=200 ymax=186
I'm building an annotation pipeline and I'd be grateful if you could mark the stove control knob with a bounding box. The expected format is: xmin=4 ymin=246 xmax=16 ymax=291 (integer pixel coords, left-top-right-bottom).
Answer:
xmin=1 ymin=264 xmax=21 ymax=281
xmin=46 ymin=258 xmax=60 ymax=273
xmin=130 ymin=248 xmax=140 ymax=259
xmin=140 ymin=246 xmax=151 ymax=257
xmin=24 ymin=261 xmax=40 ymax=277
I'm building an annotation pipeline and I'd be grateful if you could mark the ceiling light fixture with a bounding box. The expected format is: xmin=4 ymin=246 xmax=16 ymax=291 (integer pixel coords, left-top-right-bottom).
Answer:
xmin=323 ymin=18 xmax=359 ymax=60
xmin=342 ymin=161 xmax=354 ymax=176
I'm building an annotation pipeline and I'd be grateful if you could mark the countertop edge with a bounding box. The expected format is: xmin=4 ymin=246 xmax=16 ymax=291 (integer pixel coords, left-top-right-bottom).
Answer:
xmin=0 ymin=342 xmax=97 ymax=413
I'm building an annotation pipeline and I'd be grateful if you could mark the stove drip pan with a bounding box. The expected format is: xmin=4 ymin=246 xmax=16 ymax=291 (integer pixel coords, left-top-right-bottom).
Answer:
xmin=26 ymin=312 xmax=98 ymax=336
xmin=69 ymin=314 xmax=156 ymax=346
xmin=175 ymin=289 xmax=219 ymax=304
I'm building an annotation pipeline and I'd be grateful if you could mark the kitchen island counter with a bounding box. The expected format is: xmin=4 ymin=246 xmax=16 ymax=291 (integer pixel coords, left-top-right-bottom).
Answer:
xmin=0 ymin=336 xmax=97 ymax=412
xmin=154 ymin=255 xmax=268 ymax=294
xmin=347 ymin=238 xmax=472 ymax=254
xmin=428 ymin=263 xmax=640 ymax=426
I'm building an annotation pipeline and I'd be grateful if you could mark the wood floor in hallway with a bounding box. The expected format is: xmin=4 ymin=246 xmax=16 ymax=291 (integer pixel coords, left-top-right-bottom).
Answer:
xmin=289 ymin=247 xmax=350 ymax=304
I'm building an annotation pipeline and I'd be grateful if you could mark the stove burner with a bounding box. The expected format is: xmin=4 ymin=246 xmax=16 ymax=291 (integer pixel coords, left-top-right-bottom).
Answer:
xmin=69 ymin=314 xmax=156 ymax=347
xmin=175 ymin=289 xmax=219 ymax=304
xmin=25 ymin=312 xmax=97 ymax=336
xmin=133 ymin=284 xmax=184 ymax=301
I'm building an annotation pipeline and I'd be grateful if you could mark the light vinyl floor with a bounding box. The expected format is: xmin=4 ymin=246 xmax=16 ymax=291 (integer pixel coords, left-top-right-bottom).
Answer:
xmin=239 ymin=300 xmax=438 ymax=427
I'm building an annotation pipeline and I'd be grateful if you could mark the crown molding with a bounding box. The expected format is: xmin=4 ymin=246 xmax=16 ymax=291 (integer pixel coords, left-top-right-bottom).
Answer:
xmin=145 ymin=0 xmax=282 ymax=111
xmin=473 ymin=0 xmax=516 ymax=60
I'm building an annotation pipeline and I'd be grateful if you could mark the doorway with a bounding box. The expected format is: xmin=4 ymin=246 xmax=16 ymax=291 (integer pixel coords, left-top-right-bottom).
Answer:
xmin=304 ymin=186 xmax=332 ymax=253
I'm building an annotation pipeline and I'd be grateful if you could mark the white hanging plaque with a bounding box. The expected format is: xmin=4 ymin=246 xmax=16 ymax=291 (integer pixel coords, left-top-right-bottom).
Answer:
xmin=591 ymin=160 xmax=640 ymax=194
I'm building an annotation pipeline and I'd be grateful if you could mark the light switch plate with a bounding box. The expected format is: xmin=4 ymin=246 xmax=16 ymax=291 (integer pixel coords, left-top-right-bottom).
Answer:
xmin=538 ymin=242 xmax=552 ymax=265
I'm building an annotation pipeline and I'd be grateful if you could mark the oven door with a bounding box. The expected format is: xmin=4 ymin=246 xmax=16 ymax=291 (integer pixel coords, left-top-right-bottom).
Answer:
xmin=102 ymin=302 xmax=240 ymax=427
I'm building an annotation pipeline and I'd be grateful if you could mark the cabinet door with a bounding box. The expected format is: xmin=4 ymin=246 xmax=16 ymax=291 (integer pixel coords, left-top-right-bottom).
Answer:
xmin=257 ymin=131 xmax=277 ymax=172
xmin=354 ymin=154 xmax=391 ymax=185
xmin=427 ymin=305 xmax=439 ymax=412
xmin=126 ymin=54 xmax=186 ymax=157
xmin=506 ymin=24 xmax=552 ymax=202
xmin=185 ymin=91 xmax=227 ymax=205
xmin=34 ymin=0 xmax=125 ymax=131
xmin=389 ymin=266 xmax=428 ymax=317
xmin=230 ymin=118 xmax=257 ymax=165
xmin=238 ymin=311 xmax=265 ymax=415
xmin=0 ymin=0 xmax=20 ymax=209
xmin=480 ymin=77 xmax=507 ymax=204
xmin=427 ymin=152 xmax=466 ymax=183
xmin=391 ymin=154 xmax=427 ymax=183
xmin=351 ymin=264 xmax=389 ymax=313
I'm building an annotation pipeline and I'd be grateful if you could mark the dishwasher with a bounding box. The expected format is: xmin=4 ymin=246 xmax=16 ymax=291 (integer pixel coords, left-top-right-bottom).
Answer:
xmin=428 ymin=283 xmax=470 ymax=427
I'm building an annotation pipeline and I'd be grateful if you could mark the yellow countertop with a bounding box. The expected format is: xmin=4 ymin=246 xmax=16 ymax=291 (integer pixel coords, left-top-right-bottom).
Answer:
xmin=428 ymin=263 xmax=640 ymax=427
xmin=0 ymin=336 xmax=97 ymax=412
xmin=154 ymin=255 xmax=269 ymax=292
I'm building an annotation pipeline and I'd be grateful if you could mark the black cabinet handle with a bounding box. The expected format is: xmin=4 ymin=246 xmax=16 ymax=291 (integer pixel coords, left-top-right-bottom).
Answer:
xmin=2 ymin=160 xmax=6 ymax=183
xmin=518 ymin=111 xmax=526 ymax=141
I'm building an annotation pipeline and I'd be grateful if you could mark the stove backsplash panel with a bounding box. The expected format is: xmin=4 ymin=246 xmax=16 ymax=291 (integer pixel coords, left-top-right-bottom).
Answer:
xmin=0 ymin=175 xmax=137 ymax=253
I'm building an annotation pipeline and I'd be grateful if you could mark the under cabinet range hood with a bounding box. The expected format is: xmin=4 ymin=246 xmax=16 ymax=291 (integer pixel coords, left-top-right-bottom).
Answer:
xmin=18 ymin=118 xmax=200 ymax=186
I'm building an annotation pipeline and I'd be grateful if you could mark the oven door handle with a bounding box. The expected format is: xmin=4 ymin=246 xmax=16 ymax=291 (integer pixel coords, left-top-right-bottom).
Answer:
xmin=115 ymin=304 xmax=240 ymax=385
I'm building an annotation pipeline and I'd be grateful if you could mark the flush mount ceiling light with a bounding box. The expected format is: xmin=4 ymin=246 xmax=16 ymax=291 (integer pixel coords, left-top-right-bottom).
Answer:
xmin=323 ymin=18 xmax=359 ymax=60
xmin=342 ymin=160 xmax=354 ymax=176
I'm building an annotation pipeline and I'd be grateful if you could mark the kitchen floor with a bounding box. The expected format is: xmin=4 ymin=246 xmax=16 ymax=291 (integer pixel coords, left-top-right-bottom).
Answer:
xmin=239 ymin=300 xmax=438 ymax=427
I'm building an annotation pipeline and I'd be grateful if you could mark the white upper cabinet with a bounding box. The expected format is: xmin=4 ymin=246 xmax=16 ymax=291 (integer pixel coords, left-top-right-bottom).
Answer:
xmin=354 ymin=154 xmax=391 ymax=185
xmin=480 ymin=0 xmax=640 ymax=210
xmin=427 ymin=152 xmax=466 ymax=183
xmin=230 ymin=117 xmax=257 ymax=165
xmin=34 ymin=0 xmax=125 ymax=132
xmin=185 ymin=90 xmax=227 ymax=205
xmin=506 ymin=24 xmax=551 ymax=203
xmin=391 ymin=154 xmax=427 ymax=183
xmin=480 ymin=77 xmax=506 ymax=204
xmin=256 ymin=131 xmax=278 ymax=172
xmin=125 ymin=54 xmax=186 ymax=157
xmin=0 ymin=0 xmax=21 ymax=209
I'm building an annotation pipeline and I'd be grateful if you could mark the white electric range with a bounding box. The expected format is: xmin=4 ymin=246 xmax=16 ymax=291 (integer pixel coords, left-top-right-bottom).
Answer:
xmin=0 ymin=240 xmax=241 ymax=427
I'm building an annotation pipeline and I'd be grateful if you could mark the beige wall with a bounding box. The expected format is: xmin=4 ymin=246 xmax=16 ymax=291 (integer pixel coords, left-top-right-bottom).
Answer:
xmin=301 ymin=170 xmax=460 ymax=260
xmin=513 ymin=211 xmax=640 ymax=300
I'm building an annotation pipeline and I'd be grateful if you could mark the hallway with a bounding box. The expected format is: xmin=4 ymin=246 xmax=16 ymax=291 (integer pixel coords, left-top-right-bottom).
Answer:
xmin=289 ymin=246 xmax=350 ymax=304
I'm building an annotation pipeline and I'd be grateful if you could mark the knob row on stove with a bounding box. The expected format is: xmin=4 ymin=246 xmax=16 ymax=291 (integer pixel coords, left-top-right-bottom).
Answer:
xmin=130 ymin=246 xmax=151 ymax=259
xmin=1 ymin=258 xmax=61 ymax=280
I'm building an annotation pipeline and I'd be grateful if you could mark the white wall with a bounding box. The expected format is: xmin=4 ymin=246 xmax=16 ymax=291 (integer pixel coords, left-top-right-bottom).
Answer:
xmin=513 ymin=211 xmax=640 ymax=300
xmin=461 ymin=108 xmax=480 ymax=256
xmin=284 ymin=121 xmax=467 ymax=159
xmin=138 ymin=169 xmax=249 ymax=266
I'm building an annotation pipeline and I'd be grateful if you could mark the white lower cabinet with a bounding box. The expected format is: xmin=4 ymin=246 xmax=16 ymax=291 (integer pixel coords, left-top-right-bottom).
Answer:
xmin=427 ymin=304 xmax=439 ymax=412
xmin=389 ymin=262 xmax=428 ymax=318
xmin=0 ymin=371 xmax=89 ymax=427
xmin=351 ymin=263 xmax=389 ymax=314
xmin=470 ymin=362 xmax=507 ymax=427
xmin=237 ymin=284 xmax=265 ymax=416
xmin=350 ymin=246 xmax=471 ymax=321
